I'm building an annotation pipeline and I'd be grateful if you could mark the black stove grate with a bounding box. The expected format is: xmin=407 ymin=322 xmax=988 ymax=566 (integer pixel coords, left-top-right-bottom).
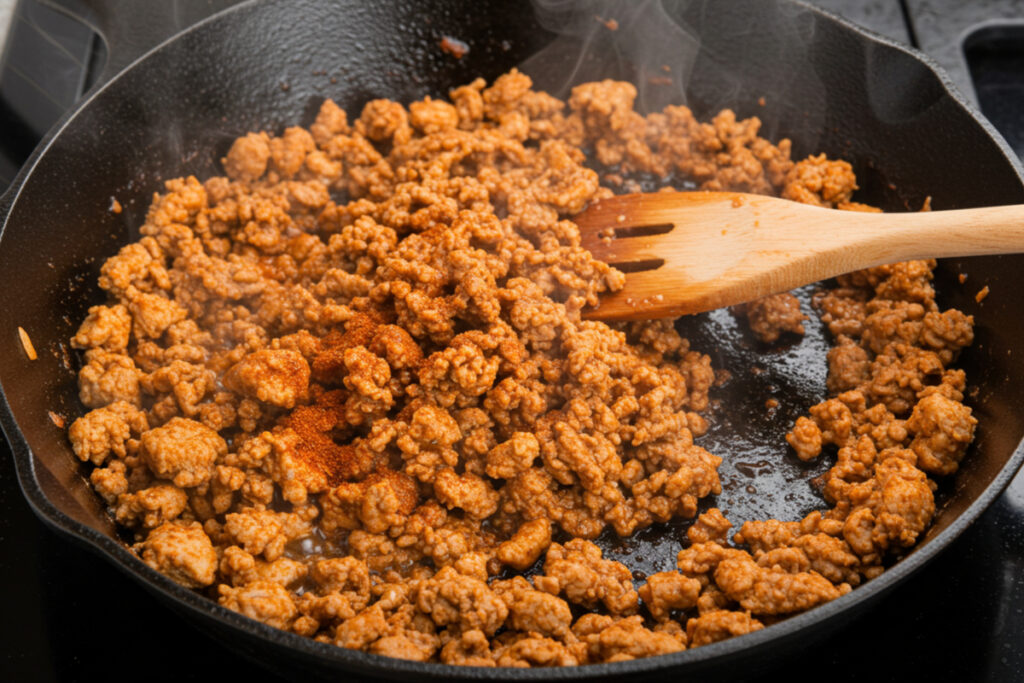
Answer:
xmin=0 ymin=0 xmax=98 ymax=188
xmin=966 ymin=24 xmax=1024 ymax=160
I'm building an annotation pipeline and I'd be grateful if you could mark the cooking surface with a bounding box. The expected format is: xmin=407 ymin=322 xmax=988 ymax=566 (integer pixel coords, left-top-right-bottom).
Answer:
xmin=1 ymin=1 xmax=1023 ymax=680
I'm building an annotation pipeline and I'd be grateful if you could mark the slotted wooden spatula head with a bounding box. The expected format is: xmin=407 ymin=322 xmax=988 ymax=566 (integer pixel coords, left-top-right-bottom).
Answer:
xmin=576 ymin=191 xmax=840 ymax=321
xmin=577 ymin=190 xmax=1024 ymax=321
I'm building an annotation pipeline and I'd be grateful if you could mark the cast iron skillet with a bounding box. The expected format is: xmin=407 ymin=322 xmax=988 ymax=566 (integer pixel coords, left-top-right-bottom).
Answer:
xmin=1 ymin=0 xmax=1023 ymax=680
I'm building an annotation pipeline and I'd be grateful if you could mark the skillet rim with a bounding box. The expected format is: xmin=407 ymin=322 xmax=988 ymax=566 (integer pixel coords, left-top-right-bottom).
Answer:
xmin=1 ymin=0 xmax=1023 ymax=679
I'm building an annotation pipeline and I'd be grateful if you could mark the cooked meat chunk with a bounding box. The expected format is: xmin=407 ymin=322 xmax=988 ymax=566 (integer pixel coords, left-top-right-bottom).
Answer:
xmin=782 ymin=154 xmax=857 ymax=207
xmin=223 ymin=508 xmax=312 ymax=561
xmin=78 ymin=349 xmax=143 ymax=408
xmin=734 ymin=293 xmax=807 ymax=343
xmin=687 ymin=507 xmax=733 ymax=545
xmin=906 ymin=392 xmax=976 ymax=476
xmin=440 ymin=629 xmax=495 ymax=666
xmin=220 ymin=546 xmax=309 ymax=587
xmin=321 ymin=469 xmax=418 ymax=533
xmin=714 ymin=555 xmax=844 ymax=615
xmin=218 ymin=580 xmax=297 ymax=630
xmin=115 ymin=484 xmax=189 ymax=529
xmin=539 ymin=540 xmax=639 ymax=615
xmin=224 ymin=349 xmax=310 ymax=409
xmin=135 ymin=521 xmax=217 ymax=588
xmin=786 ymin=416 xmax=824 ymax=461
xmin=71 ymin=304 xmax=132 ymax=352
xmin=836 ymin=454 xmax=936 ymax=560
xmin=68 ymin=401 xmax=148 ymax=465
xmin=494 ymin=576 xmax=573 ymax=638
xmin=494 ymin=636 xmax=579 ymax=667
xmin=485 ymin=432 xmax=539 ymax=479
xmin=639 ymin=571 xmax=702 ymax=621
xmin=128 ymin=292 xmax=187 ymax=339
xmin=592 ymin=615 xmax=686 ymax=661
xmin=139 ymin=417 xmax=226 ymax=487
xmin=497 ymin=518 xmax=552 ymax=571
xmin=433 ymin=468 xmax=500 ymax=519
xmin=90 ymin=461 xmax=129 ymax=504
xmin=686 ymin=610 xmax=764 ymax=647
xmin=415 ymin=567 xmax=508 ymax=635
xmin=223 ymin=132 xmax=271 ymax=181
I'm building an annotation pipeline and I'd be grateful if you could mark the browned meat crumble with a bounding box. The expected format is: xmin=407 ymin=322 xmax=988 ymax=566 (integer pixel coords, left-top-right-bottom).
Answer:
xmin=68 ymin=69 xmax=975 ymax=666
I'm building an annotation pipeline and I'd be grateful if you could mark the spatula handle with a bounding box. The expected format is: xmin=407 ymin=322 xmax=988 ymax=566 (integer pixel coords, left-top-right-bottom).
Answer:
xmin=837 ymin=203 xmax=1024 ymax=267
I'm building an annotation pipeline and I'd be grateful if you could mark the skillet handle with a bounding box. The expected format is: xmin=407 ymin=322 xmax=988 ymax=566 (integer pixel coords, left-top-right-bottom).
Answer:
xmin=38 ymin=0 xmax=242 ymax=89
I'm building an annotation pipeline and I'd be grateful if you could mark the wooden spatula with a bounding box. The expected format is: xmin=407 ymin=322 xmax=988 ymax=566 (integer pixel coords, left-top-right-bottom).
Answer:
xmin=575 ymin=191 xmax=1024 ymax=321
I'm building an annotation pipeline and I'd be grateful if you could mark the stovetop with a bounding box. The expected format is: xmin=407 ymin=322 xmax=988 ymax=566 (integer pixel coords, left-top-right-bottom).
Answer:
xmin=1 ymin=1 xmax=1023 ymax=681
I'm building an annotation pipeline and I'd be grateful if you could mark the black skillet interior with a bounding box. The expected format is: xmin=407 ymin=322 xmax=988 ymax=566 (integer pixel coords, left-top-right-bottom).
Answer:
xmin=1 ymin=0 xmax=1023 ymax=680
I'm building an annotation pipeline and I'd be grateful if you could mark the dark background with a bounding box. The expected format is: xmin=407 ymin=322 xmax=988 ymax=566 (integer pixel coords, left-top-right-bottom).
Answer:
xmin=1 ymin=0 xmax=1023 ymax=681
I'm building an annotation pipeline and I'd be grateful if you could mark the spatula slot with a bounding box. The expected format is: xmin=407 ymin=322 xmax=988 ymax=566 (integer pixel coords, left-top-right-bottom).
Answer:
xmin=614 ymin=223 xmax=675 ymax=238
xmin=608 ymin=258 xmax=666 ymax=273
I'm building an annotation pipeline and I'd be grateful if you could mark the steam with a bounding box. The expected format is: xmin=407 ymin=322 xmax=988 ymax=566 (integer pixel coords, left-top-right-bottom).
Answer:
xmin=521 ymin=0 xmax=700 ymax=113
xmin=521 ymin=0 xmax=827 ymax=153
